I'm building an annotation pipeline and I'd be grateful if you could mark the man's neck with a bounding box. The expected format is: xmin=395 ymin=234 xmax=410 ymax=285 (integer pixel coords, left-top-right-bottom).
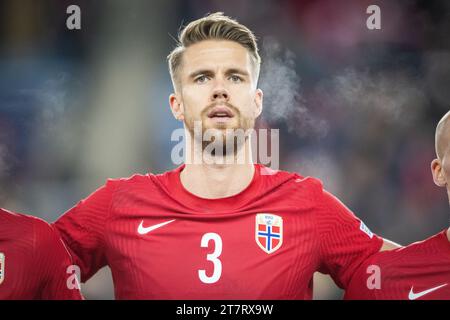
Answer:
xmin=180 ymin=163 xmax=255 ymax=199
xmin=181 ymin=130 xmax=256 ymax=199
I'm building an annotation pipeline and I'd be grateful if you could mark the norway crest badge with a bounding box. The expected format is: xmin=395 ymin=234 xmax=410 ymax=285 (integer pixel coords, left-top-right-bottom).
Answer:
xmin=255 ymin=214 xmax=283 ymax=254
xmin=0 ymin=253 xmax=4 ymax=284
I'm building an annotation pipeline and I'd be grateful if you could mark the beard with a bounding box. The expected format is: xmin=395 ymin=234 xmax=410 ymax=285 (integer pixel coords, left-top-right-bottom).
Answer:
xmin=184 ymin=102 xmax=255 ymax=157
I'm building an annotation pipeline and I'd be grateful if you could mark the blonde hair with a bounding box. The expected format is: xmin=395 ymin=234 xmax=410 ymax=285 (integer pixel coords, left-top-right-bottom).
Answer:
xmin=167 ymin=12 xmax=261 ymax=90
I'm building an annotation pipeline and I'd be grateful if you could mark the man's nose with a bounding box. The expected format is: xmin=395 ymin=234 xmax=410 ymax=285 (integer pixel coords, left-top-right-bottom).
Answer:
xmin=211 ymin=80 xmax=229 ymax=101
xmin=212 ymin=89 xmax=229 ymax=100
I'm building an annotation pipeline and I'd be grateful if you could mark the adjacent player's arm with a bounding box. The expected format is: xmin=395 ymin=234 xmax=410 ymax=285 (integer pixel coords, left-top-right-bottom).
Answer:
xmin=345 ymin=229 xmax=450 ymax=300
xmin=34 ymin=219 xmax=83 ymax=300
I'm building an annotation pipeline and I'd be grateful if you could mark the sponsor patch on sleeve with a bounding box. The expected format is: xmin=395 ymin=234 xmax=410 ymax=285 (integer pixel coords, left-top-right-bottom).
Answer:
xmin=359 ymin=221 xmax=374 ymax=239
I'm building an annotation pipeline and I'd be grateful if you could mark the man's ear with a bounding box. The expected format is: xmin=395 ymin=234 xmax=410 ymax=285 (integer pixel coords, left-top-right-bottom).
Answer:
xmin=169 ymin=93 xmax=184 ymax=121
xmin=254 ymin=89 xmax=263 ymax=118
xmin=431 ymin=159 xmax=447 ymax=187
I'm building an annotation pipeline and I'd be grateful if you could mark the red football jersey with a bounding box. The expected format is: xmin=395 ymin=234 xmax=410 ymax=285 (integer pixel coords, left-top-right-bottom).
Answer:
xmin=54 ymin=164 xmax=383 ymax=299
xmin=0 ymin=208 xmax=83 ymax=300
xmin=344 ymin=230 xmax=450 ymax=300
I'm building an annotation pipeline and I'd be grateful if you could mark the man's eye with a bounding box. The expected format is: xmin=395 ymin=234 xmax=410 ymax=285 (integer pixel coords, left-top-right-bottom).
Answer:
xmin=229 ymin=75 xmax=242 ymax=83
xmin=195 ymin=75 xmax=209 ymax=83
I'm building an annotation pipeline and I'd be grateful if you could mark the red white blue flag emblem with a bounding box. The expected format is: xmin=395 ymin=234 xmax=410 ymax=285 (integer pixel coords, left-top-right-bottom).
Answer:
xmin=0 ymin=253 xmax=4 ymax=284
xmin=255 ymin=214 xmax=283 ymax=254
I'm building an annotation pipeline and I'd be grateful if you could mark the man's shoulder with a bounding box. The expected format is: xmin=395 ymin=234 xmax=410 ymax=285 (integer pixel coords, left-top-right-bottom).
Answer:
xmin=256 ymin=164 xmax=324 ymax=194
xmin=386 ymin=231 xmax=450 ymax=260
xmin=100 ymin=167 xmax=181 ymax=197
xmin=354 ymin=231 xmax=450 ymax=271
xmin=0 ymin=208 xmax=46 ymax=229
xmin=100 ymin=172 xmax=160 ymax=190
xmin=0 ymin=208 xmax=56 ymax=244
xmin=105 ymin=166 xmax=180 ymax=185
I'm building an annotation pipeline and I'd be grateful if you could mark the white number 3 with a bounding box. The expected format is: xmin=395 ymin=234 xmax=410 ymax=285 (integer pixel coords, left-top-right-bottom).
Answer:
xmin=198 ymin=233 xmax=222 ymax=284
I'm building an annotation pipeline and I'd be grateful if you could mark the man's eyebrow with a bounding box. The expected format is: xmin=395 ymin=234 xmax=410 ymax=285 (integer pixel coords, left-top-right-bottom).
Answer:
xmin=188 ymin=69 xmax=214 ymax=79
xmin=188 ymin=68 xmax=250 ymax=79
xmin=225 ymin=68 xmax=250 ymax=77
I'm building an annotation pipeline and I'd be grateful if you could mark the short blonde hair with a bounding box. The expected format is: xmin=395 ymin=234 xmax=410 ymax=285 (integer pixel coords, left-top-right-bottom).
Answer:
xmin=167 ymin=12 xmax=261 ymax=90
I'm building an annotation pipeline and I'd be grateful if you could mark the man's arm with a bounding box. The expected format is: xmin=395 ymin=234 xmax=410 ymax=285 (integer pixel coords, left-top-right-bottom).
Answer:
xmin=53 ymin=180 xmax=115 ymax=283
xmin=315 ymin=186 xmax=385 ymax=289
xmin=34 ymin=219 xmax=83 ymax=300
xmin=345 ymin=229 xmax=450 ymax=300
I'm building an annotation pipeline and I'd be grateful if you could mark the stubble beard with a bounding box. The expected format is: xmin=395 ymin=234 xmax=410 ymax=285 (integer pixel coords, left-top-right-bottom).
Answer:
xmin=185 ymin=106 xmax=255 ymax=159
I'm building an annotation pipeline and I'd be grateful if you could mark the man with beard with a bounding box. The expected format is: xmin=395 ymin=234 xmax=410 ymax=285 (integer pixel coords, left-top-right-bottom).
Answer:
xmin=54 ymin=12 xmax=399 ymax=299
xmin=344 ymin=111 xmax=450 ymax=300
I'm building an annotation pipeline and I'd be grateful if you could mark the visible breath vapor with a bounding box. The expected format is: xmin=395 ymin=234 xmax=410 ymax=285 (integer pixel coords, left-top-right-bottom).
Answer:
xmin=19 ymin=72 xmax=71 ymax=136
xmin=258 ymin=38 xmax=328 ymax=138
xmin=316 ymin=68 xmax=427 ymax=127
xmin=424 ymin=51 xmax=450 ymax=109
xmin=258 ymin=38 xmax=428 ymax=139
xmin=0 ymin=144 xmax=8 ymax=180
xmin=289 ymin=149 xmax=343 ymax=194
xmin=0 ymin=72 xmax=74 ymax=184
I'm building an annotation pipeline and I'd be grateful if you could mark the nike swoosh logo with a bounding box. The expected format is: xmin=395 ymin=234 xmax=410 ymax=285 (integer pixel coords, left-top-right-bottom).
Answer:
xmin=408 ymin=283 xmax=448 ymax=300
xmin=138 ymin=219 xmax=175 ymax=235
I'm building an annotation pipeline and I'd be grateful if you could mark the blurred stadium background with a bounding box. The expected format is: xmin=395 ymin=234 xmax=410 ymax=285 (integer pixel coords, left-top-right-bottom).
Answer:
xmin=0 ymin=0 xmax=449 ymax=299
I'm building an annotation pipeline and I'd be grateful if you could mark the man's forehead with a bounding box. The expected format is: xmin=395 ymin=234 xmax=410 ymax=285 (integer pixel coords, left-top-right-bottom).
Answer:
xmin=182 ymin=40 xmax=251 ymax=71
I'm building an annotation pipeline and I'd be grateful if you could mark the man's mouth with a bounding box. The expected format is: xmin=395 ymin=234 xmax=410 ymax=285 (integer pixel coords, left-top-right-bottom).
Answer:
xmin=207 ymin=106 xmax=234 ymax=119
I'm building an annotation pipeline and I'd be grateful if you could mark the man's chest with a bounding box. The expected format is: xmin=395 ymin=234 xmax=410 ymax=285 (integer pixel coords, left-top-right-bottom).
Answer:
xmin=0 ymin=244 xmax=40 ymax=299
xmin=104 ymin=207 xmax=320 ymax=299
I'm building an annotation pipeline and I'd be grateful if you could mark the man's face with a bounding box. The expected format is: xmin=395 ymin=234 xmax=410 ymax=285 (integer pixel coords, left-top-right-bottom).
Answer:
xmin=432 ymin=121 xmax=450 ymax=202
xmin=172 ymin=40 xmax=262 ymax=142
xmin=440 ymin=137 xmax=450 ymax=199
